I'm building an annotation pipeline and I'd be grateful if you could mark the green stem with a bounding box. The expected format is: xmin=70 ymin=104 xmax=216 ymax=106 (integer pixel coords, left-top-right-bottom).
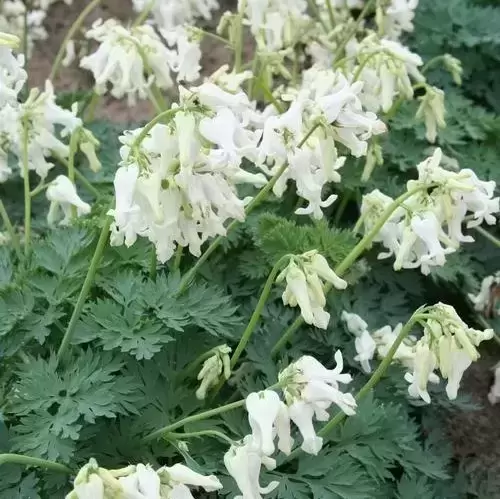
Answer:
xmin=172 ymin=245 xmax=183 ymax=272
xmin=132 ymin=107 xmax=197 ymax=151
xmin=56 ymin=216 xmax=112 ymax=366
xmin=283 ymin=312 xmax=425 ymax=462
xmin=132 ymin=0 xmax=155 ymax=27
xmin=68 ymin=128 xmax=81 ymax=220
xmin=84 ymin=92 xmax=101 ymax=124
xmin=247 ymin=56 xmax=259 ymax=100
xmin=142 ymin=400 xmax=246 ymax=443
xmin=0 ymin=198 xmax=22 ymax=259
xmin=149 ymin=246 xmax=157 ymax=280
xmin=333 ymin=191 xmax=351 ymax=226
xmin=0 ymin=454 xmax=72 ymax=474
xmin=56 ymin=154 xmax=101 ymax=199
xmin=177 ymin=123 xmax=321 ymax=294
xmin=307 ymin=0 xmax=329 ymax=32
xmin=230 ymin=255 xmax=291 ymax=369
xmin=270 ymin=185 xmax=432 ymax=355
xmin=421 ymin=55 xmax=445 ymax=75
xmin=21 ymin=117 xmax=31 ymax=257
xmin=333 ymin=0 xmax=376 ymax=61
xmin=178 ymin=348 xmax=219 ymax=380
xmin=325 ymin=0 xmax=336 ymax=28
xmin=472 ymin=225 xmax=500 ymax=249
xmin=353 ymin=50 xmax=383 ymax=81
xmin=167 ymin=430 xmax=235 ymax=446
xmin=30 ymin=180 xmax=47 ymax=198
xmin=254 ymin=77 xmax=285 ymax=113
xmin=234 ymin=0 xmax=247 ymax=72
xmin=50 ymin=0 xmax=103 ymax=81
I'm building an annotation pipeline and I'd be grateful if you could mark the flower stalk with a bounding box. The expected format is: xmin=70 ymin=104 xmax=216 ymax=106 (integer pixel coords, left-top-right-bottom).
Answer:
xmin=0 ymin=199 xmax=22 ymax=259
xmin=0 ymin=453 xmax=72 ymax=474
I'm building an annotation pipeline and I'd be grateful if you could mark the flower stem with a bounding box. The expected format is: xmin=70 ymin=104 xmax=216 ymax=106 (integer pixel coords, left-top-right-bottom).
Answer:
xmin=132 ymin=0 xmax=155 ymax=27
xmin=307 ymin=0 xmax=329 ymax=32
xmin=472 ymin=225 xmax=500 ymax=249
xmin=234 ymin=0 xmax=247 ymax=72
xmin=0 ymin=453 xmax=72 ymax=474
xmin=421 ymin=55 xmax=445 ymax=74
xmin=55 ymin=153 xmax=102 ymax=199
xmin=333 ymin=0 xmax=376 ymax=61
xmin=166 ymin=430 xmax=236 ymax=446
xmin=282 ymin=312 xmax=426 ymax=462
xmin=21 ymin=117 xmax=31 ymax=257
xmin=270 ymin=185 xmax=432 ymax=355
xmin=56 ymin=216 xmax=112 ymax=367
xmin=142 ymin=400 xmax=246 ymax=443
xmin=172 ymin=244 xmax=183 ymax=272
xmin=177 ymin=123 xmax=321 ymax=294
xmin=230 ymin=254 xmax=291 ymax=368
xmin=149 ymin=245 xmax=157 ymax=281
xmin=84 ymin=91 xmax=101 ymax=123
xmin=209 ymin=255 xmax=292 ymax=399
xmin=325 ymin=0 xmax=336 ymax=28
xmin=50 ymin=0 xmax=103 ymax=82
xmin=68 ymin=128 xmax=81 ymax=220
xmin=0 ymin=198 xmax=22 ymax=259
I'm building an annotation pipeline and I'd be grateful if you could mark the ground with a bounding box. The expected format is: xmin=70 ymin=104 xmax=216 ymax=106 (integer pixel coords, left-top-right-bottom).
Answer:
xmin=29 ymin=0 xmax=500 ymax=486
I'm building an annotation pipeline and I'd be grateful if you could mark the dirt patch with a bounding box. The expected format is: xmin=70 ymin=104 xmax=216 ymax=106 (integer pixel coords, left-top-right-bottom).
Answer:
xmin=447 ymin=347 xmax=500 ymax=475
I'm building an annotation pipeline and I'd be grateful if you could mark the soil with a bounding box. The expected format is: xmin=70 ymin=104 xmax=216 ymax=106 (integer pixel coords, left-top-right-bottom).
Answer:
xmin=28 ymin=0 xmax=500 ymax=485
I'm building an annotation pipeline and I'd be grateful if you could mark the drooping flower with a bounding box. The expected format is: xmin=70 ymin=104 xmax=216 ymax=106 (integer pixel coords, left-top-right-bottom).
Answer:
xmin=276 ymin=251 xmax=347 ymax=329
xmin=468 ymin=272 xmax=500 ymax=317
xmin=378 ymin=0 xmax=419 ymax=40
xmin=224 ymin=436 xmax=279 ymax=499
xmin=278 ymin=351 xmax=356 ymax=454
xmin=415 ymin=85 xmax=446 ymax=143
xmin=158 ymin=463 xmax=223 ymax=498
xmin=46 ymin=175 xmax=91 ymax=226
xmin=196 ymin=345 xmax=232 ymax=400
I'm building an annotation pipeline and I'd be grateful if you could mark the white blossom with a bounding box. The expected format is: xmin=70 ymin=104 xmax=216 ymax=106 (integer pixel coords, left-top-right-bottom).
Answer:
xmin=468 ymin=272 xmax=500 ymax=316
xmin=224 ymin=436 xmax=279 ymax=499
xmin=46 ymin=175 xmax=91 ymax=226
xmin=360 ymin=149 xmax=500 ymax=274
xmin=341 ymin=311 xmax=369 ymax=336
xmin=404 ymin=341 xmax=436 ymax=404
xmin=158 ymin=463 xmax=222 ymax=498
xmin=278 ymin=351 xmax=356 ymax=454
xmin=415 ymin=86 xmax=446 ymax=143
xmin=132 ymin=0 xmax=219 ymax=31
xmin=196 ymin=345 xmax=231 ymax=400
xmin=488 ymin=363 xmax=500 ymax=405
xmin=81 ymin=19 xmax=176 ymax=105
xmin=379 ymin=0 xmax=419 ymax=40
xmin=276 ymin=251 xmax=347 ymax=329
xmin=351 ymin=35 xmax=425 ymax=113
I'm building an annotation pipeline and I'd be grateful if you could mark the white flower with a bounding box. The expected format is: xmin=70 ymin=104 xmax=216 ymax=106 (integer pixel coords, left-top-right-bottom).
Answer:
xmin=119 ymin=464 xmax=160 ymax=498
xmin=159 ymin=463 xmax=222 ymax=498
xmin=81 ymin=19 xmax=175 ymax=105
xmin=109 ymin=94 xmax=263 ymax=262
xmin=404 ymin=341 xmax=437 ymax=404
xmin=0 ymin=31 xmax=26 ymax=104
xmin=488 ymin=363 xmax=500 ymax=405
xmin=196 ymin=345 xmax=231 ymax=400
xmin=416 ymin=86 xmax=446 ymax=143
xmin=468 ymin=272 xmax=500 ymax=315
xmin=161 ymin=27 xmax=202 ymax=82
xmin=352 ymin=35 xmax=424 ymax=113
xmin=224 ymin=437 xmax=279 ymax=499
xmin=341 ymin=311 xmax=369 ymax=336
xmin=277 ymin=251 xmax=347 ymax=329
xmin=132 ymin=0 xmax=219 ymax=31
xmin=246 ymin=390 xmax=283 ymax=456
xmin=46 ymin=175 xmax=91 ymax=226
xmin=279 ymin=352 xmax=357 ymax=454
xmin=379 ymin=0 xmax=419 ymax=40
xmin=354 ymin=330 xmax=377 ymax=373
xmin=68 ymin=474 xmax=104 ymax=499
xmin=443 ymin=54 xmax=463 ymax=86
xmin=437 ymin=336 xmax=472 ymax=400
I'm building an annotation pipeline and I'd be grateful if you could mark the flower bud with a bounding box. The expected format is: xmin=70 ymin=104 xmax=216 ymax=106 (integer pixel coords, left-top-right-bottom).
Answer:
xmin=196 ymin=345 xmax=232 ymax=400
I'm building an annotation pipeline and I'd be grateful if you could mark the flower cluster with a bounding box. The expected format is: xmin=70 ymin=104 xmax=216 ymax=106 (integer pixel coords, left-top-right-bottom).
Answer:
xmin=360 ymin=148 xmax=500 ymax=275
xmin=81 ymin=19 xmax=202 ymax=105
xmin=66 ymin=459 xmax=222 ymax=499
xmin=108 ymin=80 xmax=265 ymax=262
xmin=377 ymin=0 xmax=419 ymax=40
xmin=350 ymin=34 xmax=425 ymax=113
xmin=225 ymin=352 xmax=356 ymax=497
xmin=276 ymin=251 xmax=347 ymax=329
xmin=342 ymin=305 xmax=493 ymax=403
xmin=260 ymin=66 xmax=385 ymax=217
